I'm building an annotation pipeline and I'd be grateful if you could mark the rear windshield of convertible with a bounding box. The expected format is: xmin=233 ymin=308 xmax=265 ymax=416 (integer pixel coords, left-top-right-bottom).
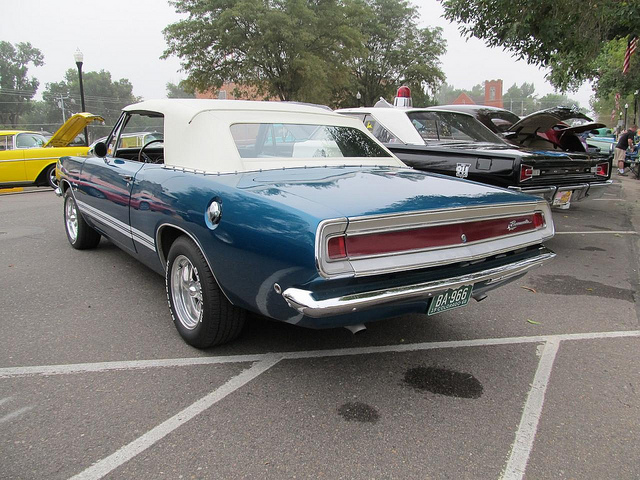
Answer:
xmin=230 ymin=123 xmax=392 ymax=159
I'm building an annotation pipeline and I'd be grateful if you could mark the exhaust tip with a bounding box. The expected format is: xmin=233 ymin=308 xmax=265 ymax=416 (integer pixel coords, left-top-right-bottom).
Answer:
xmin=473 ymin=293 xmax=488 ymax=302
xmin=345 ymin=324 xmax=367 ymax=334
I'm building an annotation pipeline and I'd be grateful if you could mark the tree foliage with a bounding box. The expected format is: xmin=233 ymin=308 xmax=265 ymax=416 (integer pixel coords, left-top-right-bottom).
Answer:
xmin=166 ymin=80 xmax=196 ymax=98
xmin=502 ymin=82 xmax=537 ymax=115
xmin=435 ymin=82 xmax=483 ymax=105
xmin=0 ymin=41 xmax=44 ymax=127
xmin=163 ymin=0 xmax=363 ymax=104
xmin=440 ymin=0 xmax=639 ymax=91
xmin=163 ymin=0 xmax=446 ymax=107
xmin=590 ymin=38 xmax=640 ymax=124
xmin=22 ymin=69 xmax=139 ymax=139
xmin=347 ymin=0 xmax=446 ymax=108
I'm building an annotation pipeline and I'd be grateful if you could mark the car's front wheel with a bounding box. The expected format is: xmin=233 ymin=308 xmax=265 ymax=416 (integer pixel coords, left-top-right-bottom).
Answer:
xmin=63 ymin=189 xmax=101 ymax=249
xmin=45 ymin=164 xmax=58 ymax=189
xmin=166 ymin=236 xmax=245 ymax=348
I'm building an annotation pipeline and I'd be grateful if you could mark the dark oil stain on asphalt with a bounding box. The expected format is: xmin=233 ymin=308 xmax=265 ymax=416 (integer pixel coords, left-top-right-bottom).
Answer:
xmin=338 ymin=402 xmax=380 ymax=423
xmin=528 ymin=274 xmax=634 ymax=301
xmin=403 ymin=366 xmax=483 ymax=399
xmin=580 ymin=246 xmax=606 ymax=252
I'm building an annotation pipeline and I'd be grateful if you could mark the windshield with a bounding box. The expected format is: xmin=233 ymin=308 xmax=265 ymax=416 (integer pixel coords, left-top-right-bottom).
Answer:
xmin=230 ymin=123 xmax=392 ymax=159
xmin=407 ymin=111 xmax=505 ymax=145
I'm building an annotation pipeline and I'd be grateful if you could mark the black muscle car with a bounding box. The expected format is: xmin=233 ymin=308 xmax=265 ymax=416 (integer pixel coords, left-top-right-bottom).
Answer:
xmin=431 ymin=104 xmax=608 ymax=154
xmin=337 ymin=100 xmax=612 ymax=209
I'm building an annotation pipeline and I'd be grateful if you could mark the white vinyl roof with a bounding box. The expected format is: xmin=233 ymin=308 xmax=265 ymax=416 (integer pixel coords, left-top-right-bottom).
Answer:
xmin=122 ymin=99 xmax=403 ymax=172
xmin=337 ymin=107 xmax=428 ymax=145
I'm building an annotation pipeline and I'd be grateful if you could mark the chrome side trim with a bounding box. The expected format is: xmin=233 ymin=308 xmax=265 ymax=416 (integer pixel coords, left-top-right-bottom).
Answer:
xmin=76 ymin=200 xmax=132 ymax=239
xmin=75 ymin=200 xmax=155 ymax=252
xmin=0 ymin=156 xmax=60 ymax=164
xmin=131 ymin=226 xmax=155 ymax=251
xmin=283 ymin=249 xmax=555 ymax=318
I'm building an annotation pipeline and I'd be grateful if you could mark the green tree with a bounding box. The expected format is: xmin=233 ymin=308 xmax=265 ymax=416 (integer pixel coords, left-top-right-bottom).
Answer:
xmin=22 ymin=69 xmax=139 ymax=140
xmin=347 ymin=0 xmax=446 ymax=108
xmin=537 ymin=93 xmax=582 ymax=111
xmin=440 ymin=0 xmax=639 ymax=91
xmin=589 ymin=38 xmax=640 ymax=124
xmin=163 ymin=0 xmax=363 ymax=104
xmin=502 ymin=83 xmax=537 ymax=115
xmin=0 ymin=41 xmax=44 ymax=127
xmin=166 ymin=80 xmax=196 ymax=98
xmin=435 ymin=82 xmax=483 ymax=105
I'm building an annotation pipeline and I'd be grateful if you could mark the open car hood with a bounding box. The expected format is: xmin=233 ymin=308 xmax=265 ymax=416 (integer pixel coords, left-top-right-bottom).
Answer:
xmin=509 ymin=107 xmax=593 ymax=136
xmin=44 ymin=113 xmax=105 ymax=147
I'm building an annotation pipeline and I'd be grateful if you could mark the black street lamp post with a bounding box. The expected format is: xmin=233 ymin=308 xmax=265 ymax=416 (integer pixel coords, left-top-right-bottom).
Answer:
xmin=634 ymin=90 xmax=638 ymax=126
xmin=74 ymin=49 xmax=88 ymax=146
xmin=624 ymin=103 xmax=629 ymax=129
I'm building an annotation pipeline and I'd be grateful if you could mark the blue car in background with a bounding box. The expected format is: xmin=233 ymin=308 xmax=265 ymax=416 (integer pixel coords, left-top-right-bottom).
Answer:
xmin=56 ymin=99 xmax=555 ymax=348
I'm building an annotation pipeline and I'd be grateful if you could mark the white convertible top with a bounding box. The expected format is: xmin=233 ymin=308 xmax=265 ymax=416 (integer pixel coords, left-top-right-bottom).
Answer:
xmin=337 ymin=107 xmax=429 ymax=145
xmin=123 ymin=99 xmax=403 ymax=173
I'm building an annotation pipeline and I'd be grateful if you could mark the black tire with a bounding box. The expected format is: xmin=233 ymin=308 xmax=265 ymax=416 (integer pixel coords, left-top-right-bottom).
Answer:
xmin=63 ymin=189 xmax=101 ymax=249
xmin=166 ymin=235 xmax=245 ymax=348
xmin=45 ymin=164 xmax=58 ymax=189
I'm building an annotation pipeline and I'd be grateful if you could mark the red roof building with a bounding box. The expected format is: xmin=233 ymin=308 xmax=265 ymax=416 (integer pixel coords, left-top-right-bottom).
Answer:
xmin=452 ymin=92 xmax=476 ymax=105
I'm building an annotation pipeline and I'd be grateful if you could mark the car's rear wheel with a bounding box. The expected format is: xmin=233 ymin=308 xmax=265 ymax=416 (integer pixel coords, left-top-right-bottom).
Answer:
xmin=63 ymin=189 xmax=101 ymax=249
xmin=45 ymin=164 xmax=58 ymax=189
xmin=166 ymin=236 xmax=245 ymax=348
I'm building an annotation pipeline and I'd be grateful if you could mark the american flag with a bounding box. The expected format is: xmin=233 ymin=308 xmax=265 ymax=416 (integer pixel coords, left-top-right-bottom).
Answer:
xmin=623 ymin=35 xmax=638 ymax=74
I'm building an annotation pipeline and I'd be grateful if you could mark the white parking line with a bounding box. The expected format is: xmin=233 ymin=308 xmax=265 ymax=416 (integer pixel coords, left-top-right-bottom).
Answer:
xmin=68 ymin=355 xmax=282 ymax=480
xmin=0 ymin=406 xmax=34 ymax=424
xmin=1 ymin=330 xmax=638 ymax=379
xmin=2 ymin=330 xmax=637 ymax=480
xmin=501 ymin=339 xmax=560 ymax=480
xmin=0 ymin=354 xmax=266 ymax=379
xmin=554 ymin=231 xmax=637 ymax=235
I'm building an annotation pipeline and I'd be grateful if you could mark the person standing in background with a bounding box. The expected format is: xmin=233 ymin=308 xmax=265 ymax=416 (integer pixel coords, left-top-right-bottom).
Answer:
xmin=615 ymin=125 xmax=637 ymax=175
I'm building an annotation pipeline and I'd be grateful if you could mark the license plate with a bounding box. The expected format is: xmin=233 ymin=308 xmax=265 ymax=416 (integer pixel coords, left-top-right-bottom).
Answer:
xmin=427 ymin=284 xmax=473 ymax=316
xmin=553 ymin=190 xmax=572 ymax=206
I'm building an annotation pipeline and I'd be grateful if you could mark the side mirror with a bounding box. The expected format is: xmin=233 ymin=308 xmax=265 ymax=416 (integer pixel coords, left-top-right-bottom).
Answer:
xmin=94 ymin=142 xmax=107 ymax=158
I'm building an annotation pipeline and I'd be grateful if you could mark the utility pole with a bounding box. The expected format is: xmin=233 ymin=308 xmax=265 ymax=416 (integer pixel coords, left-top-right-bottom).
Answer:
xmin=56 ymin=94 xmax=70 ymax=123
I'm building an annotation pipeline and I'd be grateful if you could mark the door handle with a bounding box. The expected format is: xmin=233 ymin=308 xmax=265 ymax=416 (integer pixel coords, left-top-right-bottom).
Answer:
xmin=122 ymin=175 xmax=133 ymax=182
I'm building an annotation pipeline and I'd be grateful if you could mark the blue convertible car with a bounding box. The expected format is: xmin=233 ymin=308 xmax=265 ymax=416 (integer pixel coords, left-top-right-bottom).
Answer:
xmin=56 ymin=100 xmax=555 ymax=347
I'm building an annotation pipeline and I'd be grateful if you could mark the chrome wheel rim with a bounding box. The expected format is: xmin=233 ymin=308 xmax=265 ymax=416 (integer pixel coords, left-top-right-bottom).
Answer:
xmin=65 ymin=197 xmax=78 ymax=242
xmin=171 ymin=255 xmax=203 ymax=330
xmin=49 ymin=168 xmax=58 ymax=188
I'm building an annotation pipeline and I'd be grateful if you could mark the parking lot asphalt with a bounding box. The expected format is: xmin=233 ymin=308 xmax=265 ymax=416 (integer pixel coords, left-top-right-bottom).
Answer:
xmin=1 ymin=179 xmax=639 ymax=479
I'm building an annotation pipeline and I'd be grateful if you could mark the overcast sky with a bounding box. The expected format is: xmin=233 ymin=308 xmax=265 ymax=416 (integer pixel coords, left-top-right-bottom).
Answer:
xmin=4 ymin=0 xmax=593 ymax=110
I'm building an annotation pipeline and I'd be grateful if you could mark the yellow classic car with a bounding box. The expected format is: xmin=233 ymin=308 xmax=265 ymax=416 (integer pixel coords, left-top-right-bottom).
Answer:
xmin=0 ymin=113 xmax=104 ymax=189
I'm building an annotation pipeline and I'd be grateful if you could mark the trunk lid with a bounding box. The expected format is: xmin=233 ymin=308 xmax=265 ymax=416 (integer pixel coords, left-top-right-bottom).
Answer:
xmin=238 ymin=166 xmax=538 ymax=219
xmin=509 ymin=107 xmax=593 ymax=136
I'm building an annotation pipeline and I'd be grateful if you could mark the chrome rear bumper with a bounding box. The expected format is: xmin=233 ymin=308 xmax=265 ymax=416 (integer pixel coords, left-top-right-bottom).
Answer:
xmin=282 ymin=248 xmax=555 ymax=318
xmin=508 ymin=180 xmax=612 ymax=203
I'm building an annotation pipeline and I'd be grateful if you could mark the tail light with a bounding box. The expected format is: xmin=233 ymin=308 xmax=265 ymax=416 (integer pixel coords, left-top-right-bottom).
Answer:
xmin=520 ymin=164 xmax=534 ymax=182
xmin=595 ymin=162 xmax=609 ymax=177
xmin=326 ymin=212 xmax=547 ymax=260
xmin=327 ymin=236 xmax=347 ymax=260
xmin=533 ymin=212 xmax=545 ymax=228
